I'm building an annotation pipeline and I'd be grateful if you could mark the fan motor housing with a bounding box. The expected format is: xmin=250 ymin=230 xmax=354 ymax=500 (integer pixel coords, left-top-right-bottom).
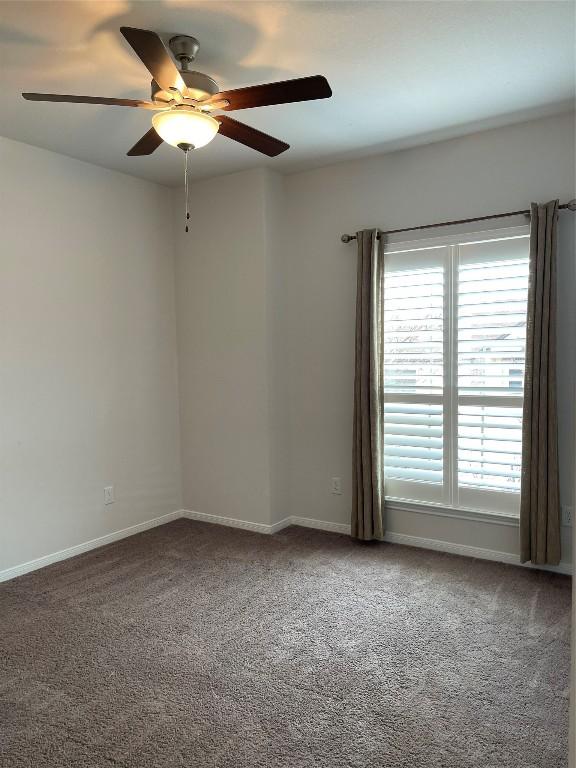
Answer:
xmin=182 ymin=71 xmax=219 ymax=100
xmin=151 ymin=71 xmax=219 ymax=104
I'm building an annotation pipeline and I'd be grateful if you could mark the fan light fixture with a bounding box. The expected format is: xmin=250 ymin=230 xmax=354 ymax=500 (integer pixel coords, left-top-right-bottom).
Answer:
xmin=152 ymin=109 xmax=219 ymax=150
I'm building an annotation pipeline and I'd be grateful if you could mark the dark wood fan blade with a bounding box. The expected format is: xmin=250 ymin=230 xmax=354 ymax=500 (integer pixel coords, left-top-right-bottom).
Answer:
xmin=213 ymin=75 xmax=332 ymax=111
xmin=216 ymin=116 xmax=289 ymax=157
xmin=120 ymin=27 xmax=185 ymax=95
xmin=127 ymin=127 xmax=164 ymax=156
xmin=22 ymin=93 xmax=160 ymax=109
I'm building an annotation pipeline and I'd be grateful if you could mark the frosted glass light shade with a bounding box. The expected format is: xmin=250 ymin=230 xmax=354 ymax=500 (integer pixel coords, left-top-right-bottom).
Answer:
xmin=152 ymin=109 xmax=219 ymax=149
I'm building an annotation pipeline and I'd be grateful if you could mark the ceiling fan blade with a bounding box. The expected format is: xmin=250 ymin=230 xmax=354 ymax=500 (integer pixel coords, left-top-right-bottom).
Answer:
xmin=213 ymin=75 xmax=332 ymax=111
xmin=22 ymin=93 xmax=160 ymax=109
xmin=216 ymin=115 xmax=289 ymax=157
xmin=127 ymin=127 xmax=164 ymax=156
xmin=120 ymin=27 xmax=185 ymax=95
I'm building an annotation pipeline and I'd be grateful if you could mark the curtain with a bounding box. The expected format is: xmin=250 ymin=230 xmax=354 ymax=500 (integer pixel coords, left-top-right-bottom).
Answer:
xmin=520 ymin=200 xmax=561 ymax=565
xmin=351 ymin=229 xmax=385 ymax=541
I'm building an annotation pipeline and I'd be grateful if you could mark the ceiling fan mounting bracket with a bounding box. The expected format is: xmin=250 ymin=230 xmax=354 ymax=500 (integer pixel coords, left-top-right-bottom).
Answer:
xmin=169 ymin=35 xmax=200 ymax=71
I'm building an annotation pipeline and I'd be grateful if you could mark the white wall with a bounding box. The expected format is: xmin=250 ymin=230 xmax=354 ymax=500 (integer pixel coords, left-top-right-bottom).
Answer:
xmin=174 ymin=169 xmax=275 ymax=525
xmin=0 ymin=138 xmax=182 ymax=572
xmin=175 ymin=112 xmax=575 ymax=564
xmin=264 ymin=170 xmax=291 ymax=525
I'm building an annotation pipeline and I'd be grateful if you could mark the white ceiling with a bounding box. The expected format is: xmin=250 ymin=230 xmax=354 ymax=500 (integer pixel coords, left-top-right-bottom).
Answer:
xmin=0 ymin=1 xmax=574 ymax=186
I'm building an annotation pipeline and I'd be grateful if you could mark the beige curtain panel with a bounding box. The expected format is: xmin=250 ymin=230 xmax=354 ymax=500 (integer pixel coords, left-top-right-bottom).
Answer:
xmin=520 ymin=200 xmax=561 ymax=565
xmin=352 ymin=229 xmax=385 ymax=541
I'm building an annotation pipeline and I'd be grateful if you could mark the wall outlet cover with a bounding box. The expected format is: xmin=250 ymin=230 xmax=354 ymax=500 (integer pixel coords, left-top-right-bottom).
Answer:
xmin=104 ymin=486 xmax=115 ymax=505
xmin=331 ymin=477 xmax=342 ymax=495
xmin=561 ymin=505 xmax=572 ymax=527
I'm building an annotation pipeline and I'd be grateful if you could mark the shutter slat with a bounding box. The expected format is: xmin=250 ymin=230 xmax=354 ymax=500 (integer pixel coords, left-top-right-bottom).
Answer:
xmin=459 ymin=449 xmax=521 ymax=461
xmin=457 ymin=474 xmax=520 ymax=490
xmin=458 ymin=290 xmax=526 ymax=306
xmin=385 ymin=436 xmax=443 ymax=448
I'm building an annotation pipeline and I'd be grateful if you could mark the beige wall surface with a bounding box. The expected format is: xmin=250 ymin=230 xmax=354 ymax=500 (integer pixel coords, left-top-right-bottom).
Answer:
xmin=174 ymin=169 xmax=274 ymax=525
xmin=0 ymin=138 xmax=182 ymax=571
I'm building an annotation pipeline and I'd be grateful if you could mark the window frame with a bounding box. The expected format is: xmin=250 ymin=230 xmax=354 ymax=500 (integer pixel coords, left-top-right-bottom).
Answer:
xmin=382 ymin=224 xmax=530 ymax=518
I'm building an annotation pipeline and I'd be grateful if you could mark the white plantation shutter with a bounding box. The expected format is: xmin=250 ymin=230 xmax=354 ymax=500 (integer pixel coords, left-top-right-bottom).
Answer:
xmin=383 ymin=228 xmax=529 ymax=515
xmin=456 ymin=236 xmax=528 ymax=513
xmin=383 ymin=246 xmax=447 ymax=504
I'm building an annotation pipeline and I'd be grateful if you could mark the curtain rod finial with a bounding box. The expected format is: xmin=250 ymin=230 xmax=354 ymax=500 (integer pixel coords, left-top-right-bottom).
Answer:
xmin=566 ymin=199 xmax=576 ymax=212
xmin=341 ymin=234 xmax=354 ymax=243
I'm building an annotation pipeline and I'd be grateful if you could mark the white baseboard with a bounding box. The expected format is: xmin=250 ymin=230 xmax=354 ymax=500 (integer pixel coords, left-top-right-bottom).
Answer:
xmin=382 ymin=530 xmax=572 ymax=575
xmin=182 ymin=509 xmax=288 ymax=535
xmin=288 ymin=516 xmax=351 ymax=535
xmin=2 ymin=508 xmax=571 ymax=583
xmin=180 ymin=510 xmax=348 ymax=535
xmin=0 ymin=510 xmax=182 ymax=584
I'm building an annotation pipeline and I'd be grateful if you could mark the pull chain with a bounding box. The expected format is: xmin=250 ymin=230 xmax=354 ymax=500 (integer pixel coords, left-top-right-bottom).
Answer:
xmin=184 ymin=149 xmax=190 ymax=233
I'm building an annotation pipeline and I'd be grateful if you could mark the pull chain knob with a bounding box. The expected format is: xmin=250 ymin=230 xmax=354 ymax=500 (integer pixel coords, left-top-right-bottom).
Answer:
xmin=183 ymin=147 xmax=190 ymax=233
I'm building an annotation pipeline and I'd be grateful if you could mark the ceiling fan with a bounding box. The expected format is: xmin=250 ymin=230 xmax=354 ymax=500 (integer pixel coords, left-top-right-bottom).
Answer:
xmin=22 ymin=26 xmax=333 ymax=159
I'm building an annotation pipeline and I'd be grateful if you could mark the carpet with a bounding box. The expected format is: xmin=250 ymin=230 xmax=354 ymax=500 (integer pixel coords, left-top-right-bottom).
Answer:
xmin=0 ymin=519 xmax=571 ymax=767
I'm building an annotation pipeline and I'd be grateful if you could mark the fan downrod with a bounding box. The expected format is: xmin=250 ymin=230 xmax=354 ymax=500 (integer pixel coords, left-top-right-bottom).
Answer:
xmin=169 ymin=35 xmax=200 ymax=71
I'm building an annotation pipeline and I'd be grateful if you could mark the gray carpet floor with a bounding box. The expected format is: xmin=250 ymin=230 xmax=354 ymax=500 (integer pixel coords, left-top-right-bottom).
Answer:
xmin=0 ymin=519 xmax=571 ymax=768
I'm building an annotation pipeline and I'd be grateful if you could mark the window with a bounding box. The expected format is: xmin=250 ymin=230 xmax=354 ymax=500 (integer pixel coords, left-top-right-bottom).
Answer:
xmin=383 ymin=226 xmax=529 ymax=516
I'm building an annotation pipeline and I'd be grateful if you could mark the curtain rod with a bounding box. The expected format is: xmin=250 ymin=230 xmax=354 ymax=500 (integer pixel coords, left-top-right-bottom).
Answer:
xmin=340 ymin=199 xmax=576 ymax=243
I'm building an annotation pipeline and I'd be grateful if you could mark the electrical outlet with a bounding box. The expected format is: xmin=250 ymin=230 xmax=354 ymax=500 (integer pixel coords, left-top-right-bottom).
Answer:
xmin=561 ymin=505 xmax=573 ymax=527
xmin=104 ymin=486 xmax=115 ymax=505
xmin=331 ymin=477 xmax=342 ymax=495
